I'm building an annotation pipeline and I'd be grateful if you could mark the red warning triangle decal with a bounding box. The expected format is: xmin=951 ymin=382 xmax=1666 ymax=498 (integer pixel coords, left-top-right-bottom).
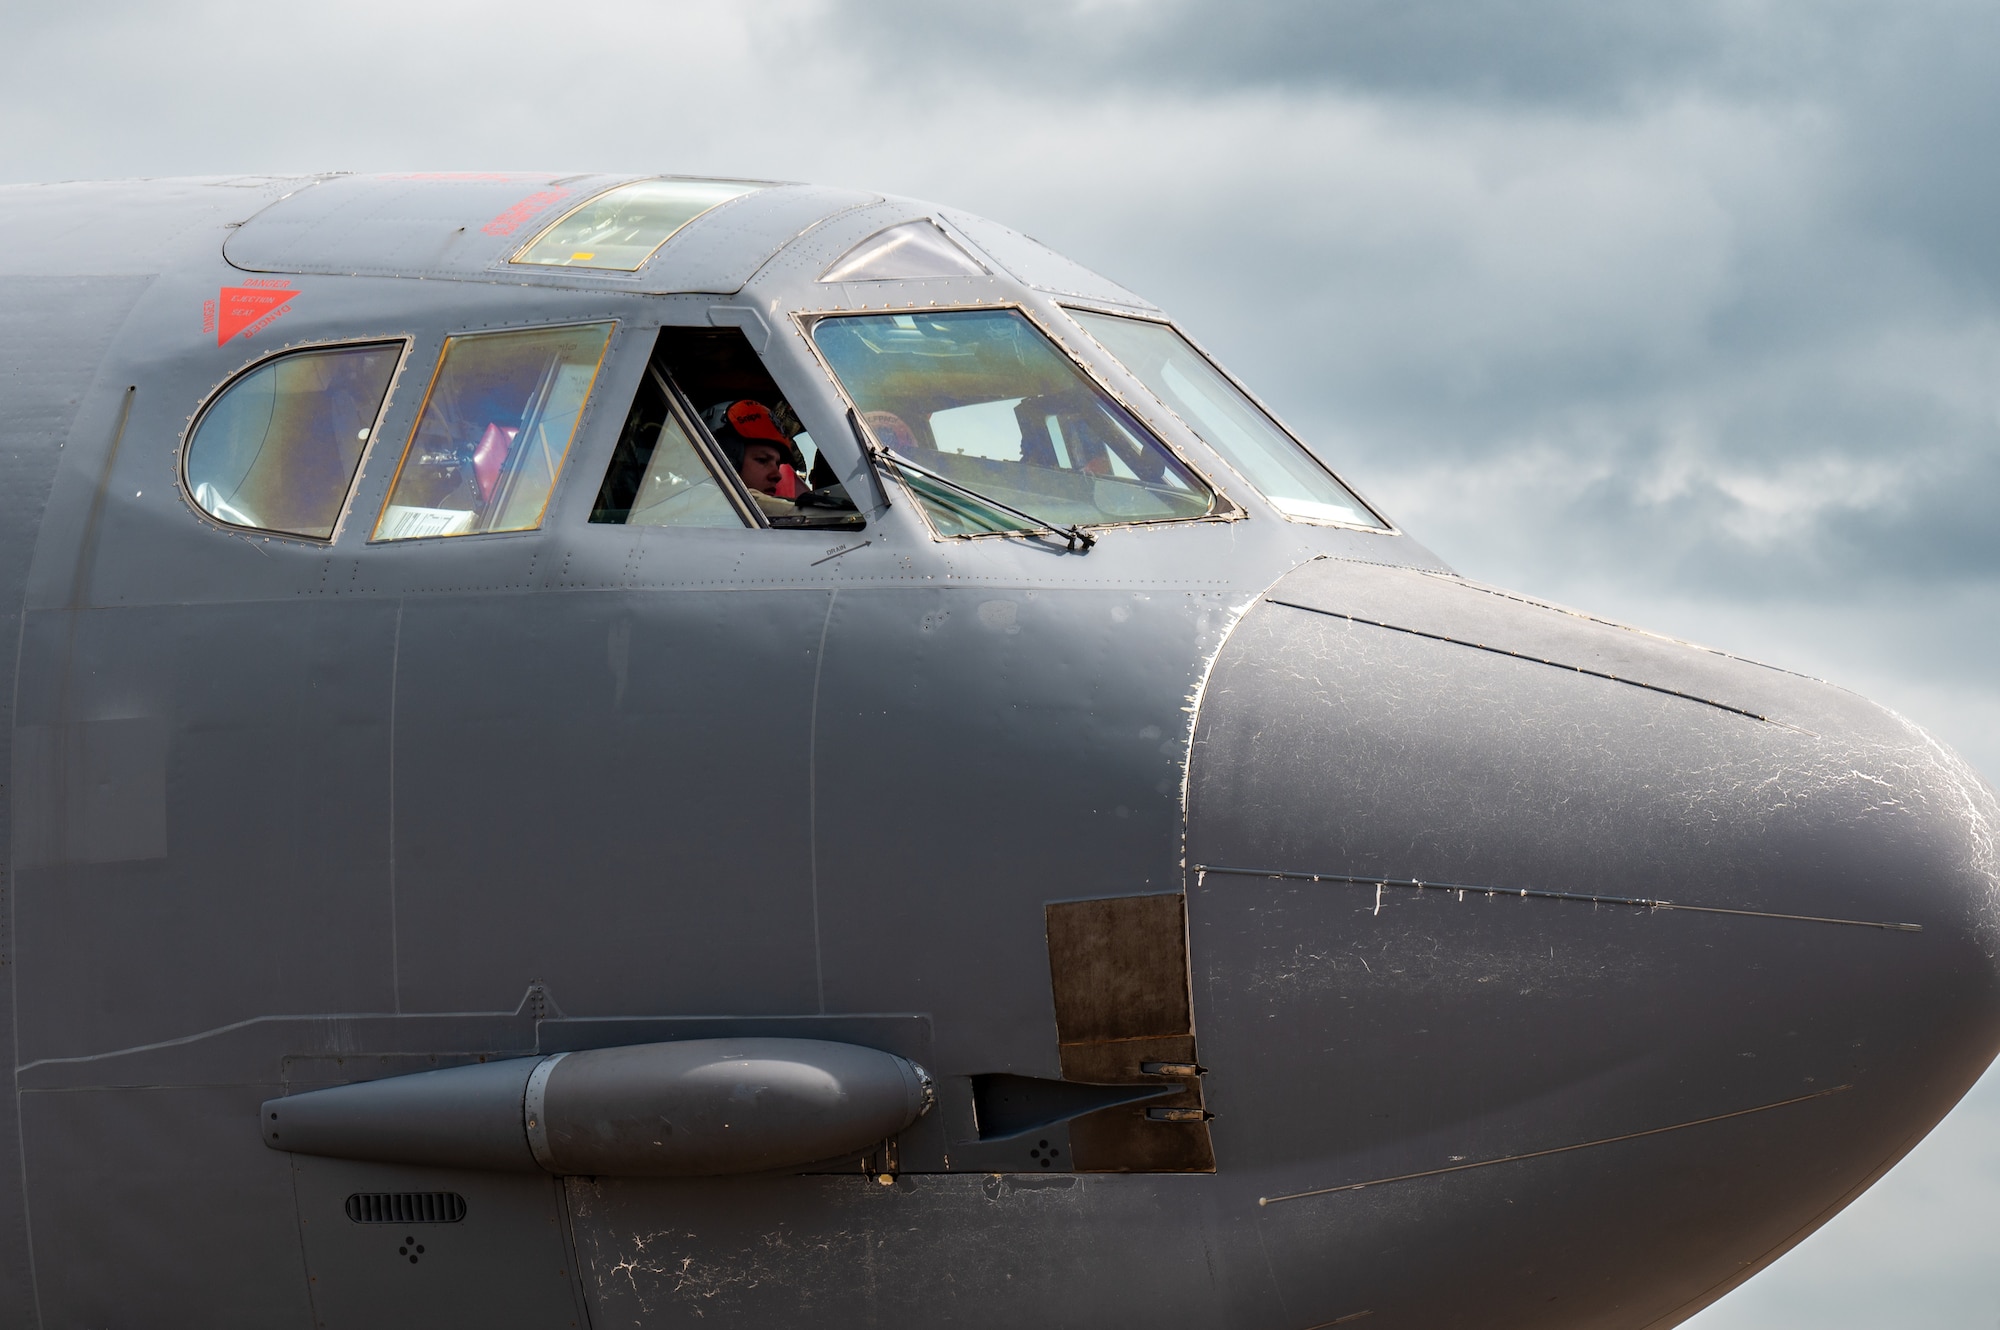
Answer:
xmin=216 ymin=285 xmax=298 ymax=345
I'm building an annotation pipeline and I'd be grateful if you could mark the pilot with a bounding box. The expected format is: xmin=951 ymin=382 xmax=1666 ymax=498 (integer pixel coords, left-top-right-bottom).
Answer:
xmin=705 ymin=400 xmax=804 ymax=515
xmin=737 ymin=438 xmax=788 ymax=497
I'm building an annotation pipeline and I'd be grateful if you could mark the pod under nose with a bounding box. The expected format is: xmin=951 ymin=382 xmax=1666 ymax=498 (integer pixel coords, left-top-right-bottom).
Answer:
xmin=264 ymin=1037 xmax=934 ymax=1177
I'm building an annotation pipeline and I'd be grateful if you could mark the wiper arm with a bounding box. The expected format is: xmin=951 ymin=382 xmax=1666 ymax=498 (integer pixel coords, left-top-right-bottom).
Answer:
xmin=846 ymin=409 xmax=893 ymax=514
xmin=849 ymin=410 xmax=1095 ymax=552
xmin=882 ymin=449 xmax=1097 ymax=552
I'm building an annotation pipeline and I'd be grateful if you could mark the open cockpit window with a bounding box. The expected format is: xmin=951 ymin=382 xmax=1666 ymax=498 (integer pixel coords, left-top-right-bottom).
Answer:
xmin=184 ymin=341 xmax=402 ymax=540
xmin=589 ymin=365 xmax=745 ymax=528
xmin=512 ymin=179 xmax=764 ymax=270
xmin=811 ymin=308 xmax=1215 ymax=537
xmin=1066 ymin=310 xmax=1388 ymax=530
xmin=374 ymin=322 xmax=611 ymax=541
xmin=590 ymin=327 xmax=864 ymax=531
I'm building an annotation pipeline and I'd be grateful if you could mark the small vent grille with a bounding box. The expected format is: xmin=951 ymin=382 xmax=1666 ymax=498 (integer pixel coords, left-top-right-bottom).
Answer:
xmin=345 ymin=1192 xmax=467 ymax=1225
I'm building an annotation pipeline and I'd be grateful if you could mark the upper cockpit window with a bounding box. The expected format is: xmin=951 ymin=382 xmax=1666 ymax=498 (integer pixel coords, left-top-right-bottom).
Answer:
xmin=374 ymin=322 xmax=611 ymax=541
xmin=184 ymin=341 xmax=402 ymax=540
xmin=811 ymin=309 xmax=1214 ymax=537
xmin=820 ymin=221 xmax=986 ymax=283
xmin=1067 ymin=311 xmax=1388 ymax=530
xmin=511 ymin=179 xmax=764 ymax=270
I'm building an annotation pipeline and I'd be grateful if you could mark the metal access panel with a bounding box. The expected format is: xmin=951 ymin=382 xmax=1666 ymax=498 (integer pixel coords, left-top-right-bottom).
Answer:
xmin=290 ymin=1156 xmax=587 ymax=1330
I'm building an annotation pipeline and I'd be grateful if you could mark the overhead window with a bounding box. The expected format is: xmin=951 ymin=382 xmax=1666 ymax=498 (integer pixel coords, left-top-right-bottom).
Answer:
xmin=512 ymin=179 xmax=764 ymax=270
xmin=184 ymin=341 xmax=402 ymax=539
xmin=820 ymin=220 xmax=986 ymax=282
xmin=811 ymin=308 xmax=1214 ymax=538
xmin=374 ymin=323 xmax=611 ymax=541
xmin=1067 ymin=311 xmax=1387 ymax=530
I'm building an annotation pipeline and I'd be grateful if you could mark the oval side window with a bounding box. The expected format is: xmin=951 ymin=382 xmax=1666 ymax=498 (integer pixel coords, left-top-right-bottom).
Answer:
xmin=185 ymin=341 xmax=403 ymax=539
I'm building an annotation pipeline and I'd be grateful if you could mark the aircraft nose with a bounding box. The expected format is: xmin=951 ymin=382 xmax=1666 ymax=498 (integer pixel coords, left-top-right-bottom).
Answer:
xmin=1186 ymin=560 xmax=2000 ymax=1321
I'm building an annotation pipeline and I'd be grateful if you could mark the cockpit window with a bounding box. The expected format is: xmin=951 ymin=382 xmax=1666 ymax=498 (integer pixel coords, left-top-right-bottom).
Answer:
xmin=590 ymin=362 xmax=747 ymax=529
xmin=184 ymin=341 xmax=402 ymax=539
xmin=374 ymin=322 xmax=611 ymax=541
xmin=1066 ymin=311 xmax=1387 ymax=530
xmin=820 ymin=220 xmax=986 ymax=282
xmin=511 ymin=179 xmax=764 ymax=270
xmin=811 ymin=309 xmax=1214 ymax=536
xmin=591 ymin=326 xmax=863 ymax=531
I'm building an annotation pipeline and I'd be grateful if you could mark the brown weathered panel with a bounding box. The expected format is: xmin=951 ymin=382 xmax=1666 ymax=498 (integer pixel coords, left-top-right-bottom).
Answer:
xmin=1045 ymin=894 xmax=1190 ymax=1044
xmin=1061 ymin=1036 xmax=1213 ymax=1171
xmin=1067 ymin=1104 xmax=1215 ymax=1173
xmin=1057 ymin=1034 xmax=1199 ymax=1087
xmin=1044 ymin=896 xmax=1213 ymax=1172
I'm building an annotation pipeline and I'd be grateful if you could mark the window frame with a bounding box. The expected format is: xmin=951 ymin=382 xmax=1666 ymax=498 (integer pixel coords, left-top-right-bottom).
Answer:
xmin=178 ymin=336 xmax=413 ymax=546
xmin=794 ymin=301 xmax=1241 ymax=544
xmin=1058 ymin=303 xmax=1399 ymax=535
xmin=609 ymin=357 xmax=763 ymax=530
xmin=369 ymin=319 xmax=616 ymax=544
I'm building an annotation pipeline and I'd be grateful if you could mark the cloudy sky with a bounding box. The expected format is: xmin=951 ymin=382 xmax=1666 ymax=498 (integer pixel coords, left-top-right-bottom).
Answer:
xmin=4 ymin=1 xmax=1997 ymax=1323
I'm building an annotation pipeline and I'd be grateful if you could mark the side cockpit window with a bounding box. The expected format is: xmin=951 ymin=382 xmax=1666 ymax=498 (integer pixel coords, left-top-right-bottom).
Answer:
xmin=374 ymin=323 xmax=612 ymax=541
xmin=590 ymin=361 xmax=745 ymax=528
xmin=590 ymin=327 xmax=863 ymax=531
xmin=1067 ymin=311 xmax=1387 ymax=530
xmin=184 ymin=341 xmax=402 ymax=539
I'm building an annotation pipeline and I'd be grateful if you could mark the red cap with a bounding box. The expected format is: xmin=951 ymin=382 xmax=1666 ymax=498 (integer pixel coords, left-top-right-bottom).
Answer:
xmin=726 ymin=400 xmax=789 ymax=446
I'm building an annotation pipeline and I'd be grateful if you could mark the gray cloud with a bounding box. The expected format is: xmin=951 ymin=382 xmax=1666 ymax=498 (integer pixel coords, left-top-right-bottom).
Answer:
xmin=818 ymin=0 xmax=1743 ymax=105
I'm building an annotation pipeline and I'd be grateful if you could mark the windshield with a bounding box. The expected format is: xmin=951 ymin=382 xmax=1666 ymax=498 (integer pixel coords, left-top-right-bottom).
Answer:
xmin=812 ymin=309 xmax=1213 ymax=536
xmin=1067 ymin=311 xmax=1386 ymax=529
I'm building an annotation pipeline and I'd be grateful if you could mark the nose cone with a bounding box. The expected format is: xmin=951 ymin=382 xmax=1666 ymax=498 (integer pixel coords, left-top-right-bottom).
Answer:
xmin=1187 ymin=559 xmax=2000 ymax=1328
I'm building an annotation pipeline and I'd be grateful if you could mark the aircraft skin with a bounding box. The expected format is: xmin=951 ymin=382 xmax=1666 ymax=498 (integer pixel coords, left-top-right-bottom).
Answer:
xmin=0 ymin=172 xmax=1992 ymax=1330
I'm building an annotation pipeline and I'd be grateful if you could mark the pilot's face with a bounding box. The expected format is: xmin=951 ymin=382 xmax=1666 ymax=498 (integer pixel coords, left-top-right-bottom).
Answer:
xmin=739 ymin=443 xmax=785 ymax=496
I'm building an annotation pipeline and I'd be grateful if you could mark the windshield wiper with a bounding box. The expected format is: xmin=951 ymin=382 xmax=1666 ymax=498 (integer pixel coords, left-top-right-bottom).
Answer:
xmin=849 ymin=409 xmax=1095 ymax=552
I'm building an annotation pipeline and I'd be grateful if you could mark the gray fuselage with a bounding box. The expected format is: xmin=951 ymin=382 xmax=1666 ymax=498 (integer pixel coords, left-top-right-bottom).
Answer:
xmin=0 ymin=173 xmax=1993 ymax=1330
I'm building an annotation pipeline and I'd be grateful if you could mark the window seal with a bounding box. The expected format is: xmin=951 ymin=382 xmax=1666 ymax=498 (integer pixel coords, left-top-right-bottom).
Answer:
xmin=177 ymin=336 xmax=414 ymax=547
xmin=1057 ymin=302 xmax=1399 ymax=536
xmin=792 ymin=301 xmax=1243 ymax=545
